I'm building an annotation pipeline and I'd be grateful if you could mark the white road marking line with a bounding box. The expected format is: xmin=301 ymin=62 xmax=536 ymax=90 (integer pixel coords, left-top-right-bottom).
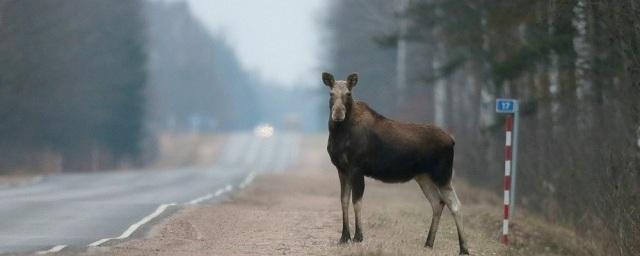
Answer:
xmin=214 ymin=187 xmax=225 ymax=196
xmin=88 ymin=203 xmax=176 ymax=247
xmin=36 ymin=244 xmax=67 ymax=254
xmin=187 ymin=193 xmax=214 ymax=205
xmin=87 ymin=132 xmax=283 ymax=247
xmin=239 ymin=171 xmax=257 ymax=189
xmin=187 ymin=184 xmax=234 ymax=205
xmin=89 ymin=238 xmax=111 ymax=248
xmin=38 ymin=132 xmax=301 ymax=252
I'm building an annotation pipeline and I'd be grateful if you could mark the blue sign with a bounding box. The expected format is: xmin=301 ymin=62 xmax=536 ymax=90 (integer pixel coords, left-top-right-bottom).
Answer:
xmin=496 ymin=99 xmax=518 ymax=113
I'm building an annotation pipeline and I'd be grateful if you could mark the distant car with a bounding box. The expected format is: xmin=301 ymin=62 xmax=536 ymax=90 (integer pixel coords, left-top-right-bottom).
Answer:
xmin=254 ymin=123 xmax=274 ymax=138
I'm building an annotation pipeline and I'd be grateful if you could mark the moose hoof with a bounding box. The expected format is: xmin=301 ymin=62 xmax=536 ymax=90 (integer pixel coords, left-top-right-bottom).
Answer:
xmin=424 ymin=240 xmax=434 ymax=248
xmin=339 ymin=235 xmax=351 ymax=244
xmin=353 ymin=232 xmax=363 ymax=243
xmin=459 ymin=247 xmax=470 ymax=255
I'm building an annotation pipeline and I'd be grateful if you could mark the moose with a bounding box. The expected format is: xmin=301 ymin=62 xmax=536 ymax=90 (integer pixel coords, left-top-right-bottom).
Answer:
xmin=323 ymin=72 xmax=469 ymax=255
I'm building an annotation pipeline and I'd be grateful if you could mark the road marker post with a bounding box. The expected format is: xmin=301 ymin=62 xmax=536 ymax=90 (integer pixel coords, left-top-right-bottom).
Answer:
xmin=495 ymin=98 xmax=519 ymax=245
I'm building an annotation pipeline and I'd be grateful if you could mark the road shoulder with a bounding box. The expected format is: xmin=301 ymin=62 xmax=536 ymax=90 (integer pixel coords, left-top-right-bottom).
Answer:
xmin=78 ymin=136 xmax=589 ymax=256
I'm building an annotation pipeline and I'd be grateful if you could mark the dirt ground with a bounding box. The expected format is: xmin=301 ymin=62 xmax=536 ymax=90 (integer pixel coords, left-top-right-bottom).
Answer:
xmin=80 ymin=135 xmax=591 ymax=256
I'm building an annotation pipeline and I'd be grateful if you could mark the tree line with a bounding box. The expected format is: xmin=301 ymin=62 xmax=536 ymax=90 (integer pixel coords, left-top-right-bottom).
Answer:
xmin=145 ymin=1 xmax=261 ymax=134
xmin=324 ymin=0 xmax=639 ymax=254
xmin=0 ymin=0 xmax=262 ymax=173
xmin=0 ymin=0 xmax=146 ymax=172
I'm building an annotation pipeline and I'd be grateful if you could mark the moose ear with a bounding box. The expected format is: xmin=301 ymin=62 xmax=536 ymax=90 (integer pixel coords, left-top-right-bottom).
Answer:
xmin=322 ymin=72 xmax=335 ymax=87
xmin=346 ymin=73 xmax=358 ymax=89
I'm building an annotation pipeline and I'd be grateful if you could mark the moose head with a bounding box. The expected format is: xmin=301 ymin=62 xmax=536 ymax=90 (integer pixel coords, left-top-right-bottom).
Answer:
xmin=322 ymin=72 xmax=358 ymax=122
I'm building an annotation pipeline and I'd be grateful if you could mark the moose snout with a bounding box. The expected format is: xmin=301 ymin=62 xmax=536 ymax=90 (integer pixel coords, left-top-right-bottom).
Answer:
xmin=331 ymin=106 xmax=346 ymax=122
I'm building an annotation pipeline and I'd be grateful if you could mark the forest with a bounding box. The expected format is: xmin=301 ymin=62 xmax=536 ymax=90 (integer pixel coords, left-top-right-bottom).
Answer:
xmin=324 ymin=0 xmax=639 ymax=254
xmin=0 ymin=0 xmax=147 ymax=172
xmin=0 ymin=0 xmax=263 ymax=173
xmin=145 ymin=1 xmax=261 ymax=133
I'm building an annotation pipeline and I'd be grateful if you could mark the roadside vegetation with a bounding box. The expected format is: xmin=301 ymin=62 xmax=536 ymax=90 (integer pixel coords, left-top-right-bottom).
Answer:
xmin=324 ymin=0 xmax=639 ymax=254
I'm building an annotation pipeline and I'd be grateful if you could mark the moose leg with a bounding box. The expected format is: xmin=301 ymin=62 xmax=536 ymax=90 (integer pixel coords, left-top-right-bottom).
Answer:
xmin=351 ymin=174 xmax=365 ymax=242
xmin=415 ymin=174 xmax=445 ymax=248
xmin=441 ymin=183 xmax=470 ymax=255
xmin=338 ymin=172 xmax=351 ymax=243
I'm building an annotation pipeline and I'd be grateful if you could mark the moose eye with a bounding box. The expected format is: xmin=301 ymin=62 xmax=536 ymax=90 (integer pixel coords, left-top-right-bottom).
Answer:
xmin=346 ymin=92 xmax=351 ymax=97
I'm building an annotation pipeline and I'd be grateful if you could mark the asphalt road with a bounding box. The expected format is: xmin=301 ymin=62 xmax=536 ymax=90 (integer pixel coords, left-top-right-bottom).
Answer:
xmin=0 ymin=132 xmax=300 ymax=254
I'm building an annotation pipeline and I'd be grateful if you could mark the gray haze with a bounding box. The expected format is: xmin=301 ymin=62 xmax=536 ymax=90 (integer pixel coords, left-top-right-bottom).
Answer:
xmin=187 ymin=0 xmax=326 ymax=87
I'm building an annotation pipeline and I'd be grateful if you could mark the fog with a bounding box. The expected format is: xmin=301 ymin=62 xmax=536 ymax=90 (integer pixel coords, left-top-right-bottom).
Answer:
xmin=0 ymin=0 xmax=325 ymax=173
xmin=187 ymin=0 xmax=326 ymax=87
xmin=0 ymin=0 xmax=638 ymax=254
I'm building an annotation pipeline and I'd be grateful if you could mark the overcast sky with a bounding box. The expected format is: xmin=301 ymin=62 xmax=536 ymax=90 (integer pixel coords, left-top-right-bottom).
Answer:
xmin=186 ymin=0 xmax=326 ymax=87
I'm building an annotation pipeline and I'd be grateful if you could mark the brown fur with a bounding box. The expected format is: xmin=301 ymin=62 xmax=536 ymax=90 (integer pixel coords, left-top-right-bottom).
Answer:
xmin=322 ymin=72 xmax=469 ymax=255
xmin=328 ymin=99 xmax=455 ymax=186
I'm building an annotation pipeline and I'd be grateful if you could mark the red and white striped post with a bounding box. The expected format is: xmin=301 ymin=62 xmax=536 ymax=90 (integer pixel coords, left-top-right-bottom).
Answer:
xmin=496 ymin=98 xmax=519 ymax=245
xmin=501 ymin=114 xmax=514 ymax=244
